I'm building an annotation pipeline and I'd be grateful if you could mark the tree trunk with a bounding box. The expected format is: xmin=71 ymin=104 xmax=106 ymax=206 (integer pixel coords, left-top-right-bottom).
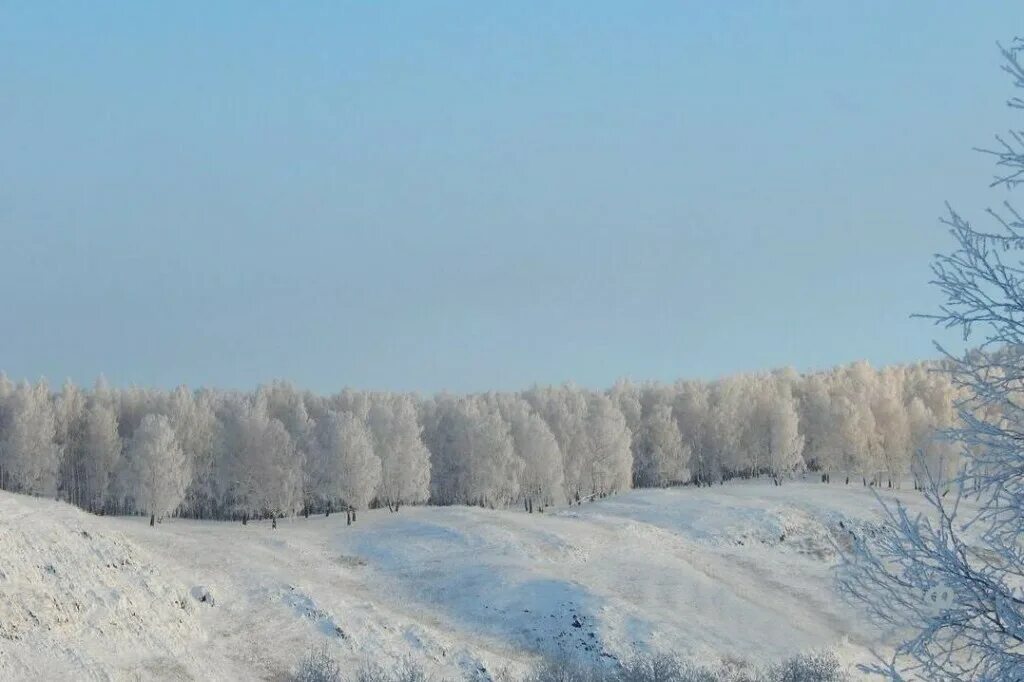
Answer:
xmin=346 ymin=509 xmax=351 ymax=526
xmin=149 ymin=513 xmax=155 ymax=527
xmin=272 ymin=516 xmax=277 ymax=529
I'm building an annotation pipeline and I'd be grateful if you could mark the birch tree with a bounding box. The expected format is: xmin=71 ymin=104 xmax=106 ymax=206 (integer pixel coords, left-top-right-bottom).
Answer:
xmin=841 ymin=43 xmax=1024 ymax=680
xmin=310 ymin=410 xmax=380 ymax=521
xmin=634 ymin=402 xmax=688 ymax=487
xmin=368 ymin=395 xmax=430 ymax=511
xmin=77 ymin=401 xmax=122 ymax=512
xmin=219 ymin=395 xmax=304 ymax=526
xmin=583 ymin=393 xmax=632 ymax=497
xmin=125 ymin=414 xmax=188 ymax=526
xmin=525 ymin=384 xmax=588 ymax=502
xmin=494 ymin=395 xmax=564 ymax=511
xmin=0 ymin=380 xmax=59 ymax=496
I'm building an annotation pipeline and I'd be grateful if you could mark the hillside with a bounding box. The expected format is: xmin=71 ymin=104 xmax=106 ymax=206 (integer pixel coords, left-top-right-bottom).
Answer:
xmin=0 ymin=479 xmax=924 ymax=680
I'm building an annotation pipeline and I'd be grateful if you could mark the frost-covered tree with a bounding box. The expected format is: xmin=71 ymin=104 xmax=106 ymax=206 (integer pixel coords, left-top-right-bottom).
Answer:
xmin=259 ymin=382 xmax=314 ymax=510
xmin=423 ymin=395 xmax=519 ymax=506
xmin=796 ymin=372 xmax=836 ymax=479
xmin=124 ymin=414 xmax=188 ymax=526
xmin=218 ymin=395 xmax=304 ymax=526
xmin=329 ymin=388 xmax=373 ymax=422
xmin=168 ymin=388 xmax=220 ymax=519
xmin=467 ymin=398 xmax=521 ymax=506
xmin=828 ymin=365 xmax=879 ymax=484
xmin=610 ymin=379 xmax=643 ymax=476
xmin=906 ymin=396 xmax=957 ymax=490
xmin=525 ymin=385 xmax=632 ymax=500
xmin=840 ymin=43 xmax=1024 ymax=680
xmin=76 ymin=401 xmax=122 ymax=512
xmin=904 ymin=364 xmax=961 ymax=489
xmin=674 ymin=380 xmax=715 ymax=485
xmin=0 ymin=339 xmax=970 ymax=515
xmin=871 ymin=368 xmax=912 ymax=487
xmin=515 ymin=410 xmax=564 ymax=511
xmin=0 ymin=380 xmax=59 ymax=496
xmin=418 ymin=393 xmax=460 ymax=503
xmin=583 ymin=393 xmax=632 ymax=497
xmin=260 ymin=381 xmax=313 ymax=451
xmin=634 ymin=402 xmax=688 ymax=487
xmin=493 ymin=395 xmax=564 ymax=511
xmin=764 ymin=382 xmax=804 ymax=482
xmin=54 ymin=379 xmax=86 ymax=504
xmin=310 ymin=410 xmax=380 ymax=520
xmin=368 ymin=395 xmax=430 ymax=511
xmin=308 ymin=410 xmax=346 ymax=511
xmin=705 ymin=377 xmax=745 ymax=479
xmin=525 ymin=384 xmax=589 ymax=502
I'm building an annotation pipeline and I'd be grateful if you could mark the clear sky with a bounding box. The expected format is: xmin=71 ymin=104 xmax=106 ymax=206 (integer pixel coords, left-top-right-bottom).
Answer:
xmin=1 ymin=2 xmax=1022 ymax=393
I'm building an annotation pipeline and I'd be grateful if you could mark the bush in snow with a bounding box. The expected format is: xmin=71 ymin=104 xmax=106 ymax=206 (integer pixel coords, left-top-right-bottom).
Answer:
xmin=763 ymin=651 xmax=846 ymax=682
xmin=525 ymin=651 xmax=846 ymax=682
xmin=289 ymin=650 xmax=845 ymax=682
xmin=352 ymin=659 xmax=429 ymax=682
xmin=523 ymin=656 xmax=616 ymax=682
xmin=294 ymin=645 xmax=342 ymax=682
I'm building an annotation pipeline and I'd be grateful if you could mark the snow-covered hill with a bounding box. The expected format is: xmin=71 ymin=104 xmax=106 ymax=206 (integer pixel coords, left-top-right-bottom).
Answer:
xmin=0 ymin=492 xmax=214 ymax=680
xmin=0 ymin=479 xmax=922 ymax=680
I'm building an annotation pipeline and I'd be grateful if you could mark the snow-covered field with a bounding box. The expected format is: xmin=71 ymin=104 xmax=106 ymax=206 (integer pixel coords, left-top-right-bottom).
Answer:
xmin=0 ymin=479 xmax=923 ymax=680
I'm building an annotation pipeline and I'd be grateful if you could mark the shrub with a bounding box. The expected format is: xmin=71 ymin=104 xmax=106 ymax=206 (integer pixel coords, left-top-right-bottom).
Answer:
xmin=525 ymin=651 xmax=846 ymax=682
xmin=291 ymin=646 xmax=847 ymax=682
xmin=353 ymin=659 xmax=430 ymax=682
xmin=294 ymin=645 xmax=342 ymax=682
xmin=765 ymin=651 xmax=846 ymax=682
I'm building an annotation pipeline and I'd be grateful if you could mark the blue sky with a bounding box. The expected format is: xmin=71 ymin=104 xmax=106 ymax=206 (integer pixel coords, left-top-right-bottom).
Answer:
xmin=1 ymin=2 xmax=1021 ymax=393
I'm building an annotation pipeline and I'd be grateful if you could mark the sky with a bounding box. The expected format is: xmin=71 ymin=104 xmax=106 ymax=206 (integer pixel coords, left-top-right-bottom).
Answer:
xmin=1 ymin=2 xmax=1023 ymax=394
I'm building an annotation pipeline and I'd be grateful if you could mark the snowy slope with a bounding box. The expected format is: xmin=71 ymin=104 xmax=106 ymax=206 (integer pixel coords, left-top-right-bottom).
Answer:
xmin=0 ymin=493 xmax=214 ymax=680
xmin=0 ymin=479 xmax=927 ymax=680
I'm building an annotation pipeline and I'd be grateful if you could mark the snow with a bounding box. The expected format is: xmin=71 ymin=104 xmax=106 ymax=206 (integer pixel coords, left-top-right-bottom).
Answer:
xmin=0 ymin=478 xmax=930 ymax=680
xmin=0 ymin=493 xmax=210 ymax=680
xmin=190 ymin=585 xmax=215 ymax=606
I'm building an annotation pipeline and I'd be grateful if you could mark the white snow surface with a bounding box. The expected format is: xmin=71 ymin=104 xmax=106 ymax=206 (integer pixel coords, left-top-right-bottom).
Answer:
xmin=0 ymin=479 xmax=924 ymax=680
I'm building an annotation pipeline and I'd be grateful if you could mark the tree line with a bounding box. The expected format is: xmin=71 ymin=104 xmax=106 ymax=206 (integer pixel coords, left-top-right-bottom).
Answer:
xmin=0 ymin=360 xmax=957 ymax=525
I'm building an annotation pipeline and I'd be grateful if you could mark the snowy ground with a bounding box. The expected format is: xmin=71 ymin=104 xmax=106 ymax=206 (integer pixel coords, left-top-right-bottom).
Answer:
xmin=0 ymin=478 xmax=926 ymax=680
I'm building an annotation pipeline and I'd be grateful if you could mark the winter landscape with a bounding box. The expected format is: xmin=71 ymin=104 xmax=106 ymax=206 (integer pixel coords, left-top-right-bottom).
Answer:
xmin=5 ymin=4 xmax=1024 ymax=682
xmin=0 ymin=476 xmax=939 ymax=680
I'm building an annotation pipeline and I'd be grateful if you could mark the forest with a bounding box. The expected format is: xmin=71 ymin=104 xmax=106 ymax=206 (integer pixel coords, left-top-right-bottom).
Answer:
xmin=0 ymin=359 xmax=958 ymax=525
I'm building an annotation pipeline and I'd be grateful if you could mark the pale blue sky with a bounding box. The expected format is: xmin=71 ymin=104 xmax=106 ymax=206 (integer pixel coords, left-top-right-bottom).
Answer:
xmin=1 ymin=2 xmax=1020 ymax=393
